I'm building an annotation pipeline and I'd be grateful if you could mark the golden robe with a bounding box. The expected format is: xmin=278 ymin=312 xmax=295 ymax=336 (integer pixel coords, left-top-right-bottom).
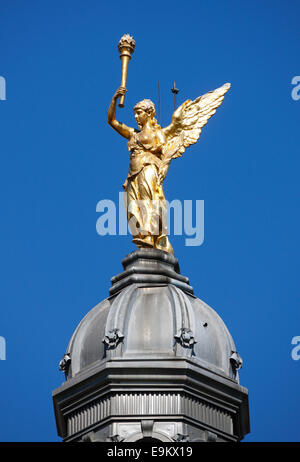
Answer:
xmin=123 ymin=132 xmax=173 ymax=254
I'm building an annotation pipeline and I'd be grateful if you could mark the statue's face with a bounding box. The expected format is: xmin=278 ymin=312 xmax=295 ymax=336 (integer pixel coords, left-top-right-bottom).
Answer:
xmin=134 ymin=108 xmax=149 ymax=129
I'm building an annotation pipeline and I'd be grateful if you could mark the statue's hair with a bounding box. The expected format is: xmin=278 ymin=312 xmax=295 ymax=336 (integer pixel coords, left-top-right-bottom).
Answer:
xmin=134 ymin=99 xmax=155 ymax=115
xmin=134 ymin=99 xmax=161 ymax=129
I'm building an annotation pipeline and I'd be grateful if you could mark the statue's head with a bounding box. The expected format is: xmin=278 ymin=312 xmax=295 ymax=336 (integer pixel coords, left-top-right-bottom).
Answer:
xmin=133 ymin=99 xmax=157 ymax=129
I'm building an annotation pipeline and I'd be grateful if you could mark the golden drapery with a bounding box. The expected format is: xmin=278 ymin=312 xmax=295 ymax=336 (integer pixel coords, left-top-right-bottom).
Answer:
xmin=123 ymin=134 xmax=173 ymax=254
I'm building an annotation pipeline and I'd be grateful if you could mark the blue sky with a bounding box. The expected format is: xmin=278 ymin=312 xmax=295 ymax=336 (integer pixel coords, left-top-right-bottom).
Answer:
xmin=0 ymin=0 xmax=299 ymax=441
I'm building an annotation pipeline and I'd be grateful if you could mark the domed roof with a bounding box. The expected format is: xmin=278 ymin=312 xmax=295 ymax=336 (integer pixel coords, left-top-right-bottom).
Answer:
xmin=61 ymin=249 xmax=242 ymax=382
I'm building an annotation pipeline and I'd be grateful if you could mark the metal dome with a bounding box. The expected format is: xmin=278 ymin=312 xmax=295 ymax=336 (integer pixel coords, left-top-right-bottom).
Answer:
xmin=62 ymin=249 xmax=242 ymax=382
xmin=54 ymin=249 xmax=249 ymax=442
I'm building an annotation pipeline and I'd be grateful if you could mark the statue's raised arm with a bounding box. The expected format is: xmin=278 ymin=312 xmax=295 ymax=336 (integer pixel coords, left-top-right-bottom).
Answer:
xmin=107 ymin=87 xmax=135 ymax=139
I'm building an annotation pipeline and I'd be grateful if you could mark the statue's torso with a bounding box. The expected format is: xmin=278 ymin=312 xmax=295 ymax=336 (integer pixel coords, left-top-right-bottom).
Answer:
xmin=127 ymin=130 xmax=164 ymax=179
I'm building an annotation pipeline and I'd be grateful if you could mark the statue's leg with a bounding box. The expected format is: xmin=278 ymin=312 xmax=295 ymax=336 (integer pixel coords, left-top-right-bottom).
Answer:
xmin=126 ymin=173 xmax=154 ymax=248
xmin=154 ymin=183 xmax=174 ymax=254
xmin=126 ymin=166 xmax=174 ymax=253
xmin=135 ymin=166 xmax=174 ymax=254
xmin=137 ymin=166 xmax=161 ymax=238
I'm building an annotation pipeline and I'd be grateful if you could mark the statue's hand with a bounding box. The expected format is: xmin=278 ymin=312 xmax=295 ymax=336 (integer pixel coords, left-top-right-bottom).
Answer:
xmin=113 ymin=87 xmax=127 ymax=101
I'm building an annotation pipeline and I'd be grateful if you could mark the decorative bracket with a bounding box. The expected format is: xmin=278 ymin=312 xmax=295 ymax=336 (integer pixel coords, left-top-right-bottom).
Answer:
xmin=174 ymin=328 xmax=196 ymax=348
xmin=103 ymin=328 xmax=124 ymax=349
xmin=59 ymin=353 xmax=71 ymax=374
xmin=174 ymin=433 xmax=190 ymax=442
xmin=106 ymin=434 xmax=124 ymax=442
xmin=230 ymin=351 xmax=243 ymax=371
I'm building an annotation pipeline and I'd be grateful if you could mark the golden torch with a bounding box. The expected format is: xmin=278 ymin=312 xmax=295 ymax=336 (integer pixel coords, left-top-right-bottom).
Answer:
xmin=118 ymin=34 xmax=135 ymax=108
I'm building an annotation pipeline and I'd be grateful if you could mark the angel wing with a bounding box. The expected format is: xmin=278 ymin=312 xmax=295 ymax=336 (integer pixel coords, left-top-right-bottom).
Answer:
xmin=159 ymin=83 xmax=230 ymax=181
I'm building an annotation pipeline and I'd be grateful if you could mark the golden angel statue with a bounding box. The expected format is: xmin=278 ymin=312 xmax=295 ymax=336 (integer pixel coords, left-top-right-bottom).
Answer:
xmin=107 ymin=83 xmax=230 ymax=255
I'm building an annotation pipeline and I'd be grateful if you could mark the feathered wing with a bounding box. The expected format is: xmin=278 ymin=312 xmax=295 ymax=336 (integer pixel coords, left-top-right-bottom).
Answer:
xmin=159 ymin=83 xmax=231 ymax=181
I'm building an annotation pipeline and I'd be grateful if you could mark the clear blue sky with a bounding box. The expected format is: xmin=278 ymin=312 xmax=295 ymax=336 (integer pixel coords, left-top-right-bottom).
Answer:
xmin=0 ymin=0 xmax=299 ymax=442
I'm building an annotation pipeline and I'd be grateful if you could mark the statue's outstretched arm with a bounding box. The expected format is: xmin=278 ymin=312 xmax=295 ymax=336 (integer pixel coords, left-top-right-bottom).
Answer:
xmin=107 ymin=87 xmax=135 ymax=139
